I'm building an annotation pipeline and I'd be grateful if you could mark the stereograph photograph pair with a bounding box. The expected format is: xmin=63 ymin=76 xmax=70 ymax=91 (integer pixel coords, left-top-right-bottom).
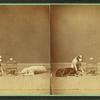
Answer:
xmin=0 ymin=4 xmax=100 ymax=96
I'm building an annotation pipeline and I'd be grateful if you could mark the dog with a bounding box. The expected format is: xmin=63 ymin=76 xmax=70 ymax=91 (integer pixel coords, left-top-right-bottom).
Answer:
xmin=55 ymin=55 xmax=84 ymax=77
xmin=55 ymin=67 xmax=76 ymax=77
xmin=71 ymin=55 xmax=84 ymax=73
xmin=20 ymin=65 xmax=47 ymax=76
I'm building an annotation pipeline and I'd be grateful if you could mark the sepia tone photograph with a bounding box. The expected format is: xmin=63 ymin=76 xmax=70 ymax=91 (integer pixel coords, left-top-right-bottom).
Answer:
xmin=0 ymin=5 xmax=50 ymax=95
xmin=1 ymin=4 xmax=100 ymax=96
xmin=51 ymin=5 xmax=100 ymax=95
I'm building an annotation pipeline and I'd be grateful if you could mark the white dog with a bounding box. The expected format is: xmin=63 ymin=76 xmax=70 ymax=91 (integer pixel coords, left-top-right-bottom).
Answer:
xmin=20 ymin=66 xmax=47 ymax=76
xmin=71 ymin=55 xmax=84 ymax=73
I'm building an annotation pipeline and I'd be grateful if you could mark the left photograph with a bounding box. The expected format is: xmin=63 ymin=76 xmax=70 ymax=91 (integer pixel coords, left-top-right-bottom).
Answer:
xmin=0 ymin=5 xmax=50 ymax=95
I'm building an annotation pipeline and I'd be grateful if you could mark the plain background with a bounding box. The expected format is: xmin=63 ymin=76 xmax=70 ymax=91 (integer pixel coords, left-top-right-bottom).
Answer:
xmin=0 ymin=6 xmax=50 ymax=63
xmin=51 ymin=5 xmax=100 ymax=63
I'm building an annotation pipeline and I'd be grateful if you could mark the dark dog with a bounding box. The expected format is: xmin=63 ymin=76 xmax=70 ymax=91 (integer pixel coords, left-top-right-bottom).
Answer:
xmin=55 ymin=67 xmax=77 ymax=77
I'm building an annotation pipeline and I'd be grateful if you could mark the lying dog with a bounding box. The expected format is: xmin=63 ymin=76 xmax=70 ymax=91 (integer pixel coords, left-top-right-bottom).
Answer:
xmin=20 ymin=66 xmax=47 ymax=76
xmin=55 ymin=67 xmax=77 ymax=77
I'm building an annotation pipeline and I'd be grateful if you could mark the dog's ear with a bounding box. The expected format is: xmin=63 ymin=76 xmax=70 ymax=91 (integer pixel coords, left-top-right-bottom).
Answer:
xmin=76 ymin=56 xmax=79 ymax=61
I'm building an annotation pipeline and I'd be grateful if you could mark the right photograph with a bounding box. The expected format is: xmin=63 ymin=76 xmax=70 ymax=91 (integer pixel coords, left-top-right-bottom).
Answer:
xmin=51 ymin=5 xmax=100 ymax=95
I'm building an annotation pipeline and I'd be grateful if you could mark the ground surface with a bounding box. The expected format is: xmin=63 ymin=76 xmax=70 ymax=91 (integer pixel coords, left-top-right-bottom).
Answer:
xmin=51 ymin=63 xmax=100 ymax=95
xmin=52 ymin=75 xmax=100 ymax=95
xmin=0 ymin=73 xmax=50 ymax=96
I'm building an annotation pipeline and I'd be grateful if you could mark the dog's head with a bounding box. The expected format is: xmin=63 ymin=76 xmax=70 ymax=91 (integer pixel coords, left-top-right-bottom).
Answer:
xmin=77 ymin=55 xmax=83 ymax=62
